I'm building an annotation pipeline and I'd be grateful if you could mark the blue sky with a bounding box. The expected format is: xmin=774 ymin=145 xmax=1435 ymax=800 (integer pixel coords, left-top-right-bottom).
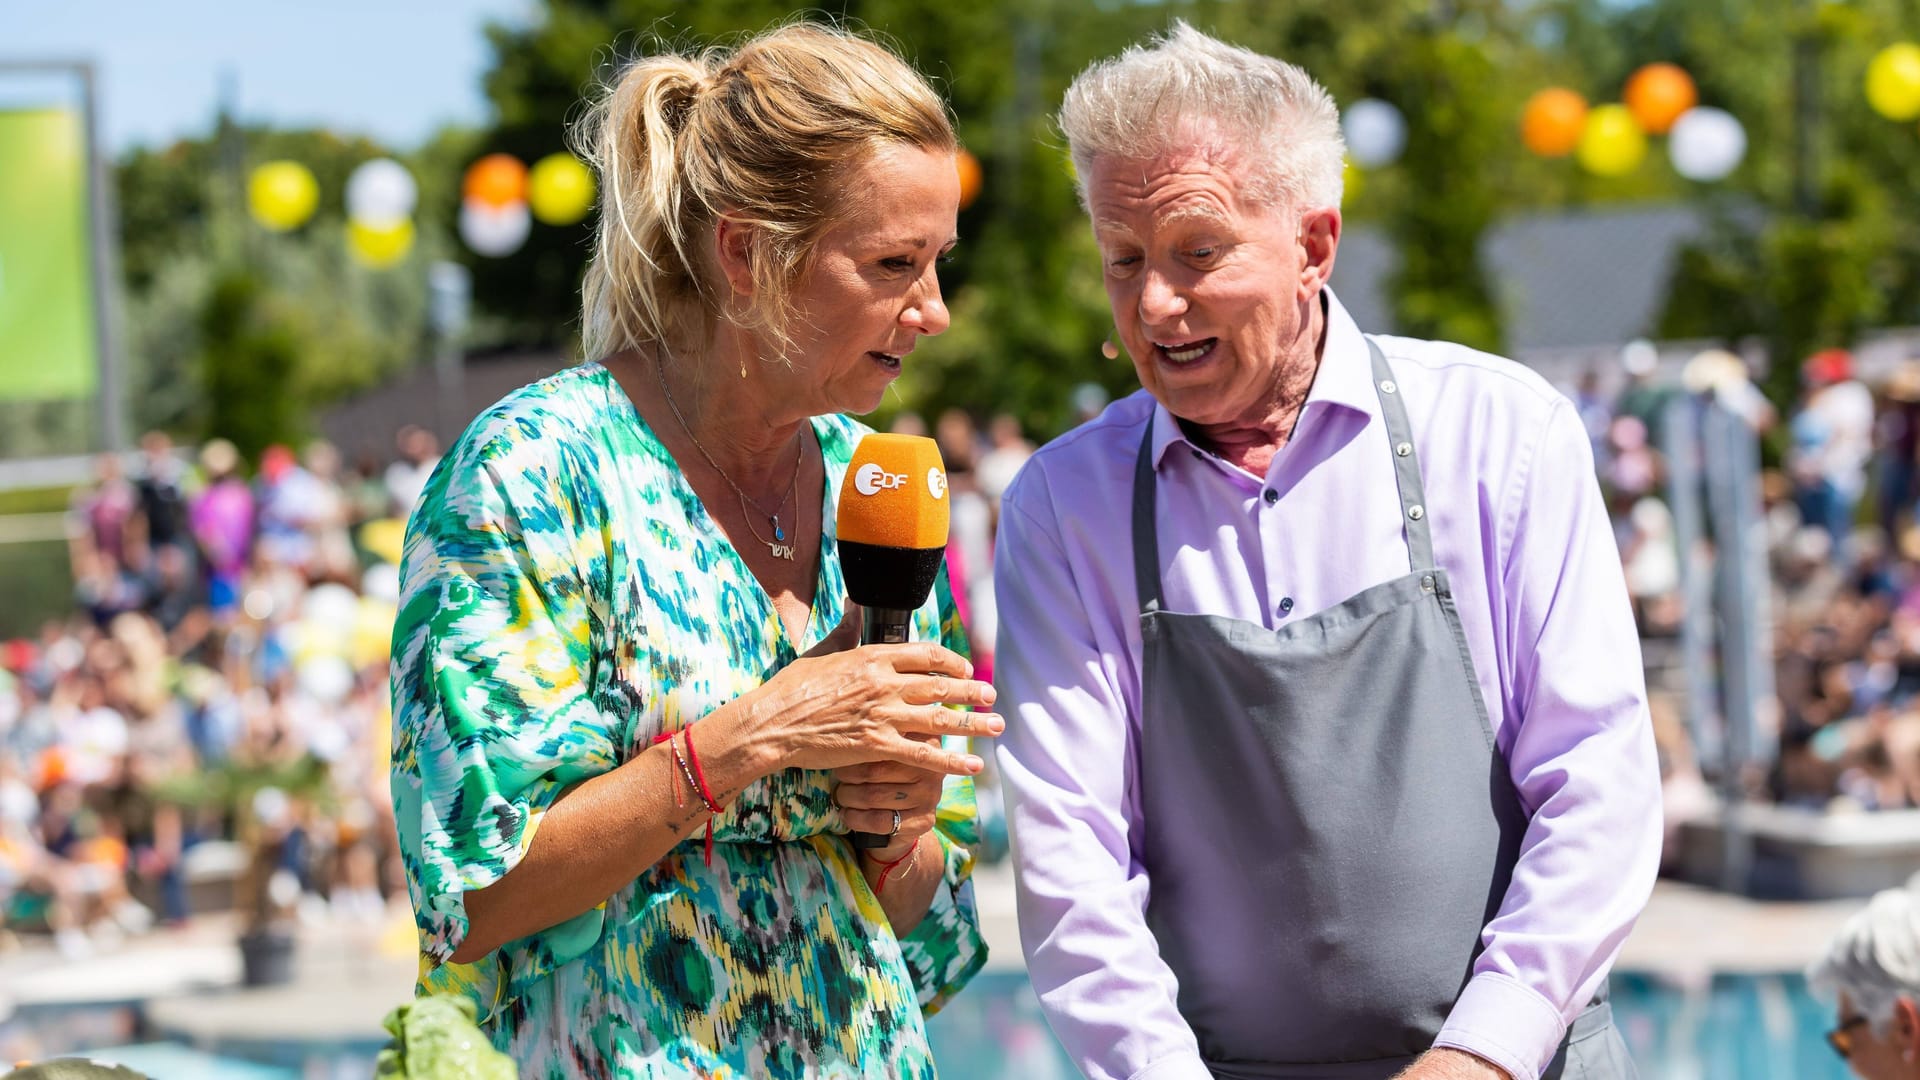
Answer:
xmin=2 ymin=0 xmax=538 ymax=153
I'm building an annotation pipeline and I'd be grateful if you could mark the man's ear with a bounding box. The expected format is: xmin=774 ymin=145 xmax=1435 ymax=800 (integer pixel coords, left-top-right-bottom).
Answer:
xmin=1898 ymin=996 xmax=1920 ymax=1062
xmin=1298 ymin=206 xmax=1341 ymax=299
xmin=713 ymin=215 xmax=755 ymax=298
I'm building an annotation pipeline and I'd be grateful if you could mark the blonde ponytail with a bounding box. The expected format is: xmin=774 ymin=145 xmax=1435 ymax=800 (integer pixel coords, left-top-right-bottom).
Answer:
xmin=574 ymin=22 xmax=954 ymax=366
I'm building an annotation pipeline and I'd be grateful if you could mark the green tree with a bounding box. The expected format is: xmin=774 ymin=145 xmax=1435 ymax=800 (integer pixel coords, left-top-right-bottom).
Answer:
xmin=467 ymin=0 xmax=1157 ymax=435
xmin=116 ymin=126 xmax=444 ymax=446
xmin=198 ymin=270 xmax=302 ymax=461
xmin=1589 ymin=0 xmax=1920 ymax=402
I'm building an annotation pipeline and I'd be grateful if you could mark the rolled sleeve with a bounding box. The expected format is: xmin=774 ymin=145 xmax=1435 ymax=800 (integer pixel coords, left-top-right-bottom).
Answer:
xmin=994 ymin=474 xmax=1204 ymax=1080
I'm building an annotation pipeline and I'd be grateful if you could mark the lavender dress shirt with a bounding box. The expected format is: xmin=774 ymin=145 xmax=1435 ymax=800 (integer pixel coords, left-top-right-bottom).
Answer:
xmin=993 ymin=291 xmax=1662 ymax=1080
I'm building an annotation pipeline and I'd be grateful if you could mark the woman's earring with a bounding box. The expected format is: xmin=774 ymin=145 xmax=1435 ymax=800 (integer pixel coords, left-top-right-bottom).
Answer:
xmin=1101 ymin=337 xmax=1120 ymax=360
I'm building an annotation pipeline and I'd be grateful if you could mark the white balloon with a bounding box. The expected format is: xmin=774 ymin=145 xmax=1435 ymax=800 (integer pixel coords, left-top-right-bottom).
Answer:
xmin=346 ymin=158 xmax=417 ymax=228
xmin=302 ymin=582 xmax=360 ymax=629
xmin=459 ymin=198 xmax=531 ymax=257
xmin=1342 ymin=99 xmax=1408 ymax=169
xmin=360 ymin=562 xmax=400 ymax=604
xmin=296 ymin=655 xmax=356 ymax=706
xmin=1668 ymin=107 xmax=1746 ymax=182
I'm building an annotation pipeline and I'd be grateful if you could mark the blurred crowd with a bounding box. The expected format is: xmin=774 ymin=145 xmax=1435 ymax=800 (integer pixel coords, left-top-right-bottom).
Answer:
xmin=22 ymin=344 xmax=1920 ymax=954
xmin=0 ymin=425 xmax=444 ymax=957
xmin=1584 ymin=342 xmax=1920 ymax=839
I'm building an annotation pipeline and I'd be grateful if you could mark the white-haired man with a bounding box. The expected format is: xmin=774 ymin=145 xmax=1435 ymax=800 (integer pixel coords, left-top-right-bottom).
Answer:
xmin=994 ymin=23 xmax=1660 ymax=1080
xmin=1811 ymin=883 xmax=1920 ymax=1080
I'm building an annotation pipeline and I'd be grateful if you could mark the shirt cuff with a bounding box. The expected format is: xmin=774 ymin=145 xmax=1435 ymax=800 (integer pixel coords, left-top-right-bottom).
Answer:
xmin=1433 ymin=971 xmax=1568 ymax=1080
xmin=1125 ymin=1051 xmax=1214 ymax=1080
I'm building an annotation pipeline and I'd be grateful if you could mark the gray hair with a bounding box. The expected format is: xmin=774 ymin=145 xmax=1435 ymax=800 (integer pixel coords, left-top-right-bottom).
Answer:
xmin=1057 ymin=20 xmax=1346 ymax=212
xmin=1808 ymin=882 xmax=1920 ymax=1035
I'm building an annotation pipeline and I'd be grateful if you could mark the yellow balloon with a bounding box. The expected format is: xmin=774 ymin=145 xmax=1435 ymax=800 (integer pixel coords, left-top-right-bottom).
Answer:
xmin=1576 ymin=105 xmax=1647 ymax=177
xmin=528 ymin=153 xmax=596 ymax=225
xmin=351 ymin=597 xmax=399 ymax=668
xmin=357 ymin=517 xmax=406 ymax=567
xmin=347 ymin=218 xmax=415 ymax=269
xmin=248 ymin=160 xmax=319 ymax=232
xmin=1867 ymin=43 xmax=1920 ymax=122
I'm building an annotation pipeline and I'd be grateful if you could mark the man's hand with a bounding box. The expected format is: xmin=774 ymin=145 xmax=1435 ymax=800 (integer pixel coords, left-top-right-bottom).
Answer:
xmin=1391 ymin=1048 xmax=1513 ymax=1080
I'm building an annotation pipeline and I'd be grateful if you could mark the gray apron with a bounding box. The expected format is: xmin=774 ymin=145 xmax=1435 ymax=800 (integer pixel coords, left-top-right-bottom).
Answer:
xmin=1132 ymin=339 xmax=1633 ymax=1079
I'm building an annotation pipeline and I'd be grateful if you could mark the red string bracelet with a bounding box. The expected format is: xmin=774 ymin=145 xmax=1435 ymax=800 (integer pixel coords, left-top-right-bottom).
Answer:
xmin=870 ymin=837 xmax=921 ymax=896
xmin=652 ymin=728 xmax=721 ymax=867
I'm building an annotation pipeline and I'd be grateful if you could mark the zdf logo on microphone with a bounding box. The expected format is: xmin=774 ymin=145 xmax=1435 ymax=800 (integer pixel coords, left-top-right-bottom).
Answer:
xmin=854 ymin=463 xmax=908 ymax=496
xmin=926 ymin=468 xmax=947 ymax=499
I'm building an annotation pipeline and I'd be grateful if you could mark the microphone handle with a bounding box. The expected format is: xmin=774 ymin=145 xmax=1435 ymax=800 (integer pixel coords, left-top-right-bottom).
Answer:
xmin=850 ymin=605 xmax=920 ymax=850
xmin=859 ymin=607 xmax=916 ymax=646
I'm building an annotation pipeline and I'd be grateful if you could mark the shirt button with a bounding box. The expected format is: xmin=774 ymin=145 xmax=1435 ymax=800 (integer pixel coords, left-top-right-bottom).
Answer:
xmin=1263 ymin=488 xmax=1279 ymax=505
xmin=1279 ymin=597 xmax=1295 ymax=614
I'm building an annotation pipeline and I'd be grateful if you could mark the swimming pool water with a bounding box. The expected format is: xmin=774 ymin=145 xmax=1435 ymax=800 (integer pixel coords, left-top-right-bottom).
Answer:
xmin=3 ymin=970 xmax=1853 ymax=1079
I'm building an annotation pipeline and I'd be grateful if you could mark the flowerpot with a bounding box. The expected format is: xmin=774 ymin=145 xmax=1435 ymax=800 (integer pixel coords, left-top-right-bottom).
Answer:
xmin=238 ymin=927 xmax=296 ymax=987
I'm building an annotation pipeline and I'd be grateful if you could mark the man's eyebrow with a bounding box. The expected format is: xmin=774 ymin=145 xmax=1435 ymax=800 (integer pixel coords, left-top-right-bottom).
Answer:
xmin=1158 ymin=203 xmax=1230 ymax=228
xmin=1092 ymin=205 xmax=1230 ymax=239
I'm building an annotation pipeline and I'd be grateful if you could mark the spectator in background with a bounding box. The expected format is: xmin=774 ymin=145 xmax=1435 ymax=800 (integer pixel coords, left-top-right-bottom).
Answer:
xmin=1879 ymin=360 xmax=1920 ymax=541
xmin=66 ymin=454 xmax=139 ymax=582
xmin=1604 ymin=417 xmax=1682 ymax=637
xmin=1792 ymin=348 xmax=1876 ymax=554
xmin=1067 ymin=381 xmax=1108 ymax=429
xmin=188 ymin=439 xmax=252 ymax=618
xmin=67 ymin=456 xmax=154 ymax=629
xmin=936 ymin=409 xmax=997 ymax=680
xmin=299 ymin=441 xmax=356 ymax=580
xmin=1614 ymin=338 xmax=1670 ymax=442
xmin=254 ymin=445 xmax=317 ymax=572
xmin=345 ymin=450 xmax=392 ymax=529
xmin=1809 ymin=880 xmax=1920 ymax=1078
xmin=382 ymin=426 xmax=441 ymax=522
xmin=132 ymin=431 xmax=192 ymax=559
xmin=1574 ymin=368 xmax=1615 ymax=474
xmin=889 ymin=410 xmax=930 ymax=438
xmin=1682 ymin=348 xmax=1776 ymax=434
xmin=976 ymin=412 xmax=1035 ymax=510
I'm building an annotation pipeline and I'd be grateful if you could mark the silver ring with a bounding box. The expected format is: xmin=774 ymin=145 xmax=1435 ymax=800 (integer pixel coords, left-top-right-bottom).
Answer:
xmin=888 ymin=809 xmax=902 ymax=837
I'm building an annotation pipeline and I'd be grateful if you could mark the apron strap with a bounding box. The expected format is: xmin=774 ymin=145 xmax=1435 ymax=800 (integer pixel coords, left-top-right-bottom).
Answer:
xmin=1132 ymin=419 xmax=1163 ymax=615
xmin=1129 ymin=336 xmax=1439 ymax=617
xmin=1366 ymin=336 xmax=1436 ymax=574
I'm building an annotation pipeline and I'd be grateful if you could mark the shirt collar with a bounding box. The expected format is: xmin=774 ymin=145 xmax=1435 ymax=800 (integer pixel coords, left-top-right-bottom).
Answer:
xmin=1149 ymin=287 xmax=1379 ymax=469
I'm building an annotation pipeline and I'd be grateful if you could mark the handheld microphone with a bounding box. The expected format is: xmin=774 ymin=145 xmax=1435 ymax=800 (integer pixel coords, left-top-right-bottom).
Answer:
xmin=836 ymin=433 xmax=950 ymax=848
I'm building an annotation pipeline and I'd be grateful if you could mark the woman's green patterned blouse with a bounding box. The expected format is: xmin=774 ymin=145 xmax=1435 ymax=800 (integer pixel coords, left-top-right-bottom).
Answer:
xmin=389 ymin=362 xmax=986 ymax=1078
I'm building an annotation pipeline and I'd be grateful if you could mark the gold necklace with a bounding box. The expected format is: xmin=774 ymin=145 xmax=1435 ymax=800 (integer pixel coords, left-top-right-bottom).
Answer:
xmin=655 ymin=354 xmax=805 ymax=561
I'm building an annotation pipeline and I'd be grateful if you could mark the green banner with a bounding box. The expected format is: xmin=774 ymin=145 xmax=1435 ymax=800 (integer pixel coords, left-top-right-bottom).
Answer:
xmin=0 ymin=108 xmax=98 ymax=401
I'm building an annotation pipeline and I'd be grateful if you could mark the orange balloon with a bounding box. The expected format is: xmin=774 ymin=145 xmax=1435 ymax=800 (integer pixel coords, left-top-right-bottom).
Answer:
xmin=1624 ymin=63 xmax=1698 ymax=135
xmin=463 ymin=153 xmax=528 ymax=209
xmin=955 ymin=148 xmax=983 ymax=210
xmin=1522 ymin=88 xmax=1589 ymax=157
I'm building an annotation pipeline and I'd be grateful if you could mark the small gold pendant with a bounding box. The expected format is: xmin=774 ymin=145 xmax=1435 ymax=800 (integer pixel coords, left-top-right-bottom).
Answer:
xmin=769 ymin=542 xmax=795 ymax=560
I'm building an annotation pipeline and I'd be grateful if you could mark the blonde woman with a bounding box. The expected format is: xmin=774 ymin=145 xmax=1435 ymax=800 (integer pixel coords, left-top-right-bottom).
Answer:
xmin=389 ymin=23 xmax=997 ymax=1078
